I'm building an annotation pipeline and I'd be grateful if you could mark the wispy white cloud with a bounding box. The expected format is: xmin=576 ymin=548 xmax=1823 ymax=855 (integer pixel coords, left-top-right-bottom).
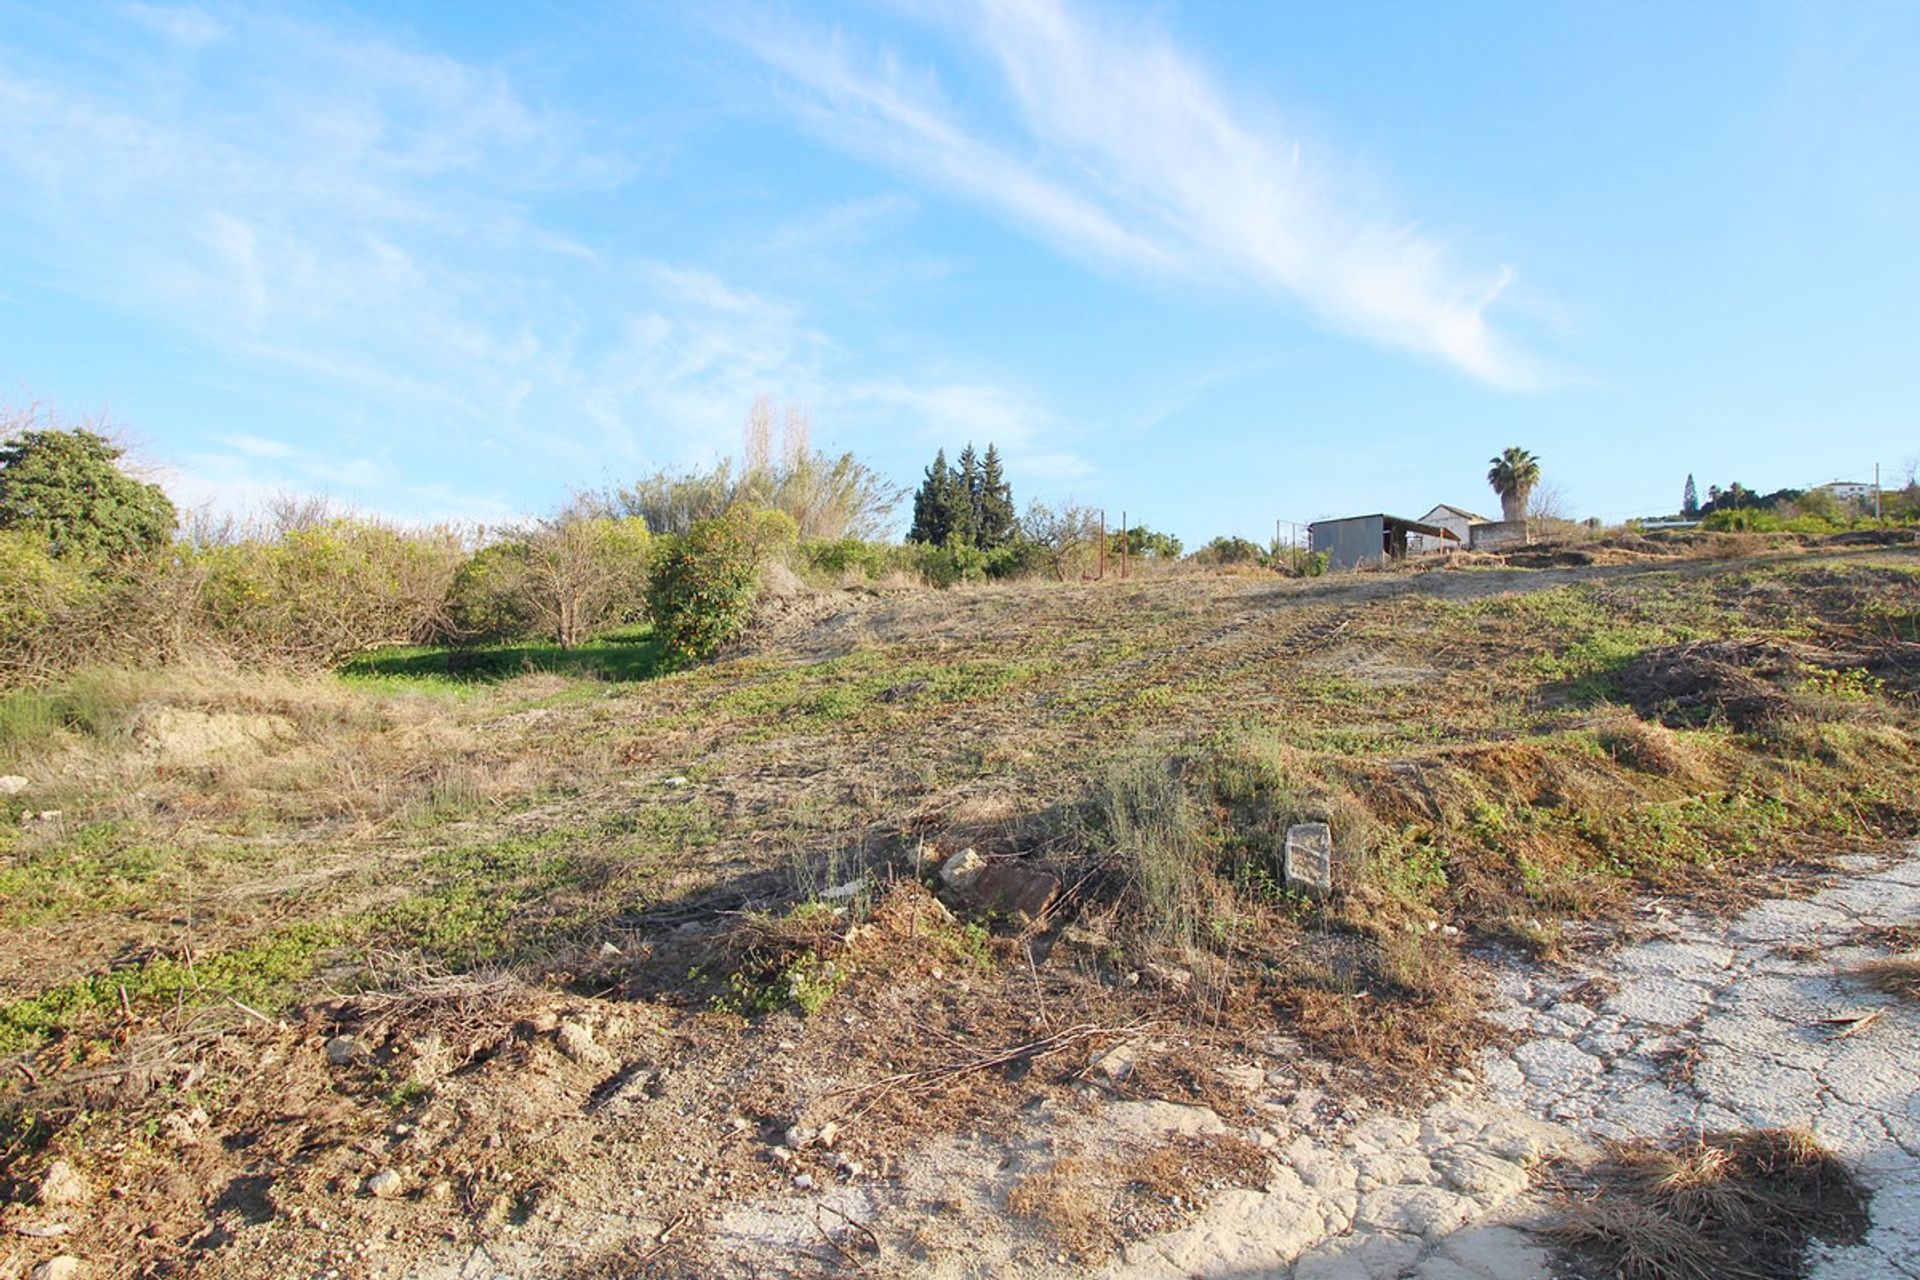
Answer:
xmin=0 ymin=4 xmax=1097 ymax=516
xmin=737 ymin=0 xmax=1541 ymax=388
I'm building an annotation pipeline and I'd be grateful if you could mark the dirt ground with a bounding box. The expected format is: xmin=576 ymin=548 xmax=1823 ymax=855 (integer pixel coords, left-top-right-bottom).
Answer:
xmin=3 ymin=538 xmax=1920 ymax=1278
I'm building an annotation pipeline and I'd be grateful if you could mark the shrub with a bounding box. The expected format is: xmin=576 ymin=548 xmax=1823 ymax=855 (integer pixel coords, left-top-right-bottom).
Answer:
xmin=0 ymin=424 xmax=176 ymax=561
xmin=1188 ymin=535 xmax=1267 ymax=568
xmin=444 ymin=543 xmax=539 ymax=643
xmin=645 ymin=508 xmax=768 ymax=666
xmin=614 ymin=398 xmax=905 ymax=540
xmin=451 ymin=510 xmax=652 ymax=648
xmin=191 ymin=519 xmax=465 ymax=666
xmin=985 ymin=540 xmax=1050 ymax=580
xmin=914 ymin=540 xmax=989 ymax=588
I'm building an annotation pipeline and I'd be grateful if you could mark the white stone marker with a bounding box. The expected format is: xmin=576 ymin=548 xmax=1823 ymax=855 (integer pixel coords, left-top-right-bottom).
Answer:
xmin=1284 ymin=822 xmax=1333 ymax=898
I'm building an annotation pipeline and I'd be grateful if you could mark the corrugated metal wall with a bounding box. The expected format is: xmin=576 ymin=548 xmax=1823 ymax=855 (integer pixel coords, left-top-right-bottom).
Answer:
xmin=1309 ymin=516 xmax=1385 ymax=571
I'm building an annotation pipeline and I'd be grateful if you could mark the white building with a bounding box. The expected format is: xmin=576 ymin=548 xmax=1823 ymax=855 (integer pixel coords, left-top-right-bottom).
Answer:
xmin=1413 ymin=503 xmax=1489 ymax=554
xmin=1815 ymin=480 xmax=1875 ymax=504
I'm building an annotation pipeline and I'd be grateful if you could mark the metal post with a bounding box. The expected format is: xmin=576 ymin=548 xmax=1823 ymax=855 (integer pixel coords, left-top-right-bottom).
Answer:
xmin=1121 ymin=510 xmax=1129 ymax=580
xmin=1098 ymin=511 xmax=1107 ymax=580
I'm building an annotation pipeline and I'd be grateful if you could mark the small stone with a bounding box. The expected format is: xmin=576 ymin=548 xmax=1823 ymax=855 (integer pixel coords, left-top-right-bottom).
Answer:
xmin=365 ymin=1170 xmax=404 ymax=1200
xmin=1284 ymin=822 xmax=1333 ymax=898
xmin=556 ymin=1021 xmax=610 ymax=1065
xmin=816 ymin=1121 xmax=839 ymax=1149
xmin=938 ymin=847 xmax=986 ymax=891
xmin=30 ymin=1258 xmax=82 ymax=1280
xmin=423 ymin=1180 xmax=453 ymax=1204
xmin=792 ymin=1173 xmax=815 ymax=1191
xmin=1090 ymin=1039 xmax=1144 ymax=1083
xmin=729 ymin=1116 xmax=753 ymax=1132
xmin=965 ymin=862 xmax=1061 ymax=921
xmin=785 ymin=1125 xmax=817 ymax=1149
xmin=38 ymin=1161 xmax=91 ymax=1207
xmin=1143 ymin=961 xmax=1193 ymax=991
xmin=0 ymin=775 xmax=29 ymax=795
xmin=769 ymin=1146 xmax=796 ymax=1166
xmin=324 ymin=1036 xmax=365 ymax=1068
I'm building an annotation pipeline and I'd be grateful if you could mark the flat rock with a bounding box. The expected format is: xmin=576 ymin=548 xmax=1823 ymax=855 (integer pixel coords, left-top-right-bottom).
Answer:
xmin=1284 ymin=822 xmax=1333 ymax=897
xmin=937 ymin=847 xmax=985 ymax=890
xmin=38 ymin=1161 xmax=91 ymax=1207
xmin=964 ymin=860 xmax=1059 ymax=920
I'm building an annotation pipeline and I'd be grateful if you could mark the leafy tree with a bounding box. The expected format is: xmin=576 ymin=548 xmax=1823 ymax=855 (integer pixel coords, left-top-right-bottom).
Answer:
xmin=615 ymin=398 xmax=903 ymax=540
xmin=1682 ymin=474 xmax=1699 ymax=519
xmin=1486 ymin=446 xmax=1542 ymax=523
xmin=1110 ymin=524 xmax=1182 ymax=559
xmin=0 ymin=428 xmax=176 ymax=560
xmin=977 ymin=444 xmax=1017 ymax=548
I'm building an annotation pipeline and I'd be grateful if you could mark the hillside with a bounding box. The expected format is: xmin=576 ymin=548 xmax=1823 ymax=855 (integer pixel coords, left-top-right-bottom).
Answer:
xmin=3 ymin=540 xmax=1920 ymax=1278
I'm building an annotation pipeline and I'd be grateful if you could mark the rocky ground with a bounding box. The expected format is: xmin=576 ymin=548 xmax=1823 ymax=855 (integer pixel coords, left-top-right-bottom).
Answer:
xmin=375 ymin=846 xmax=1920 ymax=1279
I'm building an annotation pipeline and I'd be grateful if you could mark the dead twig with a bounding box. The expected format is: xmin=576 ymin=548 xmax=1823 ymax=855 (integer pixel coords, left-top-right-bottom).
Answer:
xmin=833 ymin=1020 xmax=1157 ymax=1118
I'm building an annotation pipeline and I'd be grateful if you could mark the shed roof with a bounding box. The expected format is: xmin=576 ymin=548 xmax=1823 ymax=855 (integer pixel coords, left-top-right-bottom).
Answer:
xmin=1308 ymin=513 xmax=1460 ymax=541
xmin=1422 ymin=503 xmax=1490 ymax=523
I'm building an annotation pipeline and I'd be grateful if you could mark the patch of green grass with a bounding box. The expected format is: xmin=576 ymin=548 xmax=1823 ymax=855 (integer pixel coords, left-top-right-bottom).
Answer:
xmin=0 ymin=822 xmax=181 ymax=928
xmin=340 ymin=625 xmax=668 ymax=687
xmin=0 ymin=671 xmax=137 ymax=760
xmin=367 ymin=829 xmax=598 ymax=962
xmin=0 ymin=922 xmax=342 ymax=1053
xmin=713 ymin=653 xmax=1050 ymax=725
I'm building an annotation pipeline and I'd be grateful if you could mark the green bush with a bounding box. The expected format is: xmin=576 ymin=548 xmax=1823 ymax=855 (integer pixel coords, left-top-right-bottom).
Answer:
xmin=985 ymin=540 xmax=1049 ymax=580
xmin=192 ymin=519 xmax=465 ymax=665
xmin=444 ymin=543 xmax=539 ymax=642
xmin=646 ymin=509 xmax=767 ymax=667
xmin=1700 ymin=508 xmax=1835 ymax=535
xmin=0 ymin=427 xmax=176 ymax=562
xmin=914 ymin=540 xmax=989 ymax=588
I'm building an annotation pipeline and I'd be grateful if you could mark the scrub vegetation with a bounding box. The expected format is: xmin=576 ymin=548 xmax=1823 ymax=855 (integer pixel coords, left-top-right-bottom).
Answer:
xmin=3 ymin=406 xmax=1920 ymax=1275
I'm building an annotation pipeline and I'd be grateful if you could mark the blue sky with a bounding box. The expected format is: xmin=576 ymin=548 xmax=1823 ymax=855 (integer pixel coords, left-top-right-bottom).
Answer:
xmin=1 ymin=1 xmax=1915 ymax=542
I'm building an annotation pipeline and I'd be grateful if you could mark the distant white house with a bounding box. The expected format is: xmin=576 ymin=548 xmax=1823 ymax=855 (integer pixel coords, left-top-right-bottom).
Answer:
xmin=1412 ymin=503 xmax=1488 ymax=554
xmin=1815 ymin=480 xmax=1876 ymax=504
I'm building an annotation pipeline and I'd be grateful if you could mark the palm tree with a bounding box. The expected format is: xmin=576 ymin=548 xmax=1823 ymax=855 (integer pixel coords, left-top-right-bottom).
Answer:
xmin=1487 ymin=447 xmax=1542 ymax=523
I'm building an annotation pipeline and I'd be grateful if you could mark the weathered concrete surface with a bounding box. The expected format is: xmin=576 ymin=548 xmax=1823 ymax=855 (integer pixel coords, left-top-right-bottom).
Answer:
xmin=1112 ymin=847 xmax=1920 ymax=1279
xmin=1475 ymin=851 xmax=1920 ymax=1280
xmin=410 ymin=849 xmax=1920 ymax=1278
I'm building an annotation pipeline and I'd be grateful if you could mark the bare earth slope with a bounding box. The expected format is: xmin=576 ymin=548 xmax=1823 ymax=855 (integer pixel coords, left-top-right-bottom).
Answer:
xmin=3 ymin=541 xmax=1920 ymax=1278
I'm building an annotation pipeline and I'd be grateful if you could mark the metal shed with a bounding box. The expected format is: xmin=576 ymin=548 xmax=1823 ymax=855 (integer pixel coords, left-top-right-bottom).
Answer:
xmin=1308 ymin=513 xmax=1459 ymax=572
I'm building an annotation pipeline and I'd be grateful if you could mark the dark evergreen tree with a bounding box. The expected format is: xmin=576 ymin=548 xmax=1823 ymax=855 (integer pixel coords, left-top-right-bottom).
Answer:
xmin=1683 ymin=474 xmax=1699 ymax=519
xmin=908 ymin=449 xmax=956 ymax=545
xmin=953 ymin=443 xmax=982 ymax=549
xmin=977 ymin=443 xmax=1017 ymax=548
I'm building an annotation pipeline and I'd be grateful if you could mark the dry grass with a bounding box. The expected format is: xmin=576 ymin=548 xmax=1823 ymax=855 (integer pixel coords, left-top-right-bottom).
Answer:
xmin=1850 ymin=955 xmax=1920 ymax=1000
xmin=1595 ymin=713 xmax=1698 ymax=779
xmin=3 ymin=544 xmax=1919 ymax=1273
xmin=1551 ymin=1128 xmax=1869 ymax=1280
xmin=1005 ymin=1134 xmax=1272 ymax=1262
